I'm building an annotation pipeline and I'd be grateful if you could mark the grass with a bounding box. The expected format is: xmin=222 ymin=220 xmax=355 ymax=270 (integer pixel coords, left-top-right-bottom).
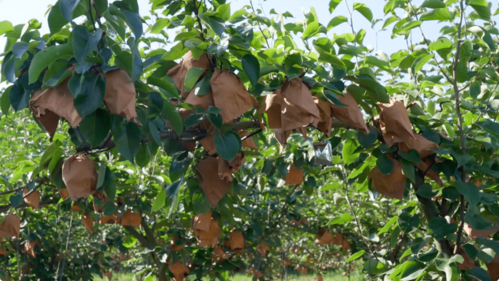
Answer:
xmin=93 ymin=272 xmax=367 ymax=281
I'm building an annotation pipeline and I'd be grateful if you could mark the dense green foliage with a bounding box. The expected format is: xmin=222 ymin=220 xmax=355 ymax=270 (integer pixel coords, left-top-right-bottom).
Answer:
xmin=1 ymin=0 xmax=499 ymax=280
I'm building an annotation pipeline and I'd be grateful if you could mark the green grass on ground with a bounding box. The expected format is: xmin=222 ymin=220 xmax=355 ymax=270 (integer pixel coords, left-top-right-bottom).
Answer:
xmin=93 ymin=272 xmax=366 ymax=281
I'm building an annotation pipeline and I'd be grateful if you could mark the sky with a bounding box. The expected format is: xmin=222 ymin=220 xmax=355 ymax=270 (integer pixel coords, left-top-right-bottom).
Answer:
xmin=0 ymin=0 xmax=497 ymax=71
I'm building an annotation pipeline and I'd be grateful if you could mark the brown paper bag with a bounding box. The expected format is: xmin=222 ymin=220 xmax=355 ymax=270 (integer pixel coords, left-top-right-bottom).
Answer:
xmin=399 ymin=133 xmax=439 ymax=159
xmin=212 ymin=246 xmax=228 ymax=262
xmin=315 ymin=230 xmax=334 ymax=245
xmin=239 ymin=131 xmax=259 ymax=149
xmin=121 ymin=210 xmax=141 ymax=228
xmin=332 ymin=233 xmax=344 ymax=245
xmin=227 ymin=228 xmax=245 ymax=250
xmin=283 ymin=259 xmax=292 ymax=266
xmin=0 ymin=248 xmax=6 ymax=256
xmin=70 ymin=204 xmax=81 ymax=211
xmin=254 ymin=271 xmax=264 ymax=278
xmin=486 ymin=255 xmax=499 ymax=281
xmin=280 ymin=78 xmax=320 ymax=131
xmin=185 ymin=90 xmax=215 ymax=111
xmin=368 ymin=158 xmax=406 ymax=199
xmin=30 ymin=78 xmax=83 ymax=128
xmin=316 ymin=275 xmax=324 ymax=281
xmin=341 ymin=238 xmax=351 ymax=251
xmin=104 ymin=69 xmax=141 ymax=125
xmin=82 ymin=213 xmax=94 ymax=233
xmin=167 ymin=51 xmax=211 ymax=99
xmin=197 ymin=157 xmax=231 ymax=207
xmin=377 ymin=99 xmax=415 ymax=147
xmin=93 ymin=191 xmax=109 ymax=213
xmin=23 ymin=189 xmax=40 ymax=209
xmin=455 ymin=245 xmax=474 ymax=270
xmin=193 ymin=218 xmax=221 ymax=247
xmin=199 ymin=135 xmax=217 ymax=155
xmin=0 ymin=214 xmax=21 ymax=239
xmin=313 ymin=97 xmax=334 ymax=137
xmin=285 ymin=164 xmax=303 ymax=185
xmin=262 ymin=89 xmax=283 ymax=129
xmin=31 ymin=89 xmax=59 ymax=141
xmin=100 ymin=211 xmax=121 ymax=225
xmin=257 ymin=244 xmax=269 ymax=256
xmin=211 ymin=68 xmax=259 ymax=123
xmin=193 ymin=212 xmax=212 ymax=232
xmin=273 ymin=129 xmax=291 ymax=147
xmin=169 ymin=261 xmax=190 ymax=281
xmin=463 ymin=223 xmax=499 ymax=239
xmin=170 ymin=237 xmax=186 ymax=251
xmin=218 ymin=152 xmax=246 ymax=182
xmin=62 ymin=154 xmax=97 ymax=201
xmin=330 ymin=94 xmax=369 ymax=134
xmin=24 ymin=240 xmax=38 ymax=258
xmin=59 ymin=189 xmax=70 ymax=200
xmin=415 ymin=160 xmax=443 ymax=186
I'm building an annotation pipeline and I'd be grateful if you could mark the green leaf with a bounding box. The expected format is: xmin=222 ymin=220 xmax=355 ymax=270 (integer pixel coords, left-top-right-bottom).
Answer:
xmin=378 ymin=216 xmax=398 ymax=235
xmin=29 ymin=44 xmax=73 ymax=84
xmin=302 ymin=22 xmax=320 ymax=40
xmin=103 ymin=201 xmax=117 ymax=216
xmin=192 ymin=75 xmax=212 ymax=96
xmin=61 ymin=0 xmax=81 ymax=22
xmin=328 ymin=213 xmax=354 ymax=225
xmin=214 ymin=3 xmax=231 ymax=21
xmin=151 ymin=18 xmax=170 ymax=34
xmin=127 ymin=37 xmax=143 ymax=82
xmin=183 ymin=67 xmax=204 ymax=93
xmin=469 ymin=0 xmax=491 ymax=20
xmin=79 ymin=108 xmax=111 ymax=147
xmin=9 ymin=82 xmax=30 ymax=112
xmin=466 ymin=267 xmax=492 ymax=281
xmin=428 ymin=217 xmax=457 ymax=239
xmin=342 ymin=139 xmax=360 ymax=164
xmin=377 ymin=154 xmax=394 ymax=175
xmin=416 ymin=183 xmax=437 ymax=198
xmin=319 ymin=53 xmax=346 ymax=70
xmin=136 ymin=145 xmax=151 ymax=167
xmin=455 ymin=180 xmax=480 ymax=206
xmin=151 ymin=188 xmax=167 ymax=211
xmin=122 ymin=10 xmax=143 ymax=39
xmin=346 ymin=250 xmax=366 ymax=262
xmin=241 ymin=54 xmax=260 ymax=87
xmin=74 ymin=72 xmax=106 ymax=117
xmin=413 ymin=54 xmax=433 ymax=73
xmin=10 ymin=194 xmax=23 ymax=207
xmin=429 ymin=37 xmax=452 ymax=51
xmin=123 ymin=235 xmax=137 ymax=248
xmin=397 ymin=149 xmax=421 ymax=164
xmin=401 ymin=159 xmax=415 ymax=184
xmin=166 ymin=176 xmax=184 ymax=198
xmin=164 ymin=102 xmax=183 ymax=136
xmin=73 ymin=26 xmax=103 ymax=63
xmin=420 ymin=8 xmax=452 ymax=21
xmin=459 ymin=40 xmax=472 ymax=62
xmin=0 ymin=21 xmax=13 ymax=36
xmin=112 ymin=116 xmax=141 ymax=163
xmin=1 ymin=86 xmax=12 ymax=115
xmin=329 ymin=0 xmax=342 ymax=13
xmin=12 ymin=42 xmax=29 ymax=59
xmin=214 ymin=131 xmax=241 ymax=161
xmin=422 ymin=0 xmax=446 ymax=8
xmin=327 ymin=16 xmax=348 ymax=30
xmin=353 ymin=3 xmax=373 ymax=22
xmin=198 ymin=13 xmax=225 ymax=37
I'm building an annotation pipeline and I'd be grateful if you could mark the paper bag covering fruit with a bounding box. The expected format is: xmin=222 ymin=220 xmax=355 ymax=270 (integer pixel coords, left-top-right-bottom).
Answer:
xmin=82 ymin=213 xmax=94 ymax=233
xmin=341 ymin=238 xmax=351 ymax=251
xmin=24 ymin=240 xmax=38 ymax=258
xmin=225 ymin=228 xmax=244 ymax=253
xmin=313 ymin=97 xmax=335 ymax=137
xmin=23 ymin=189 xmax=40 ymax=209
xmin=486 ymin=255 xmax=499 ymax=281
xmin=0 ymin=214 xmax=21 ymax=239
xmin=100 ymin=210 xmax=121 ymax=225
xmin=92 ymin=191 xmax=108 ymax=213
xmin=30 ymin=89 xmax=60 ymax=141
xmin=330 ymin=94 xmax=369 ymax=134
xmin=170 ymin=237 xmax=187 ymax=252
xmin=239 ymin=131 xmax=259 ymax=149
xmin=70 ymin=204 xmax=82 ymax=211
xmin=218 ymin=152 xmax=246 ymax=182
xmin=368 ymin=158 xmax=407 ymax=200
xmin=211 ymin=68 xmax=259 ymax=123
xmin=167 ymin=51 xmax=211 ymax=99
xmin=168 ymin=261 xmax=190 ymax=281
xmin=62 ymin=154 xmax=97 ymax=201
xmin=315 ymin=229 xmax=334 ymax=245
xmin=184 ymin=89 xmax=214 ymax=111
xmin=121 ymin=210 xmax=141 ymax=228
xmin=104 ymin=68 xmax=141 ymax=126
xmin=463 ymin=223 xmax=499 ymax=238
xmin=280 ymin=78 xmax=320 ymax=131
xmin=295 ymin=265 xmax=308 ymax=274
xmin=193 ymin=212 xmax=221 ymax=247
xmin=398 ymin=133 xmax=442 ymax=185
xmin=285 ymin=164 xmax=303 ymax=185
xmin=283 ymin=259 xmax=292 ymax=266
xmin=212 ymin=246 xmax=228 ymax=262
xmin=377 ymin=99 xmax=416 ymax=147
xmin=254 ymin=271 xmax=264 ymax=278
xmin=196 ymin=157 xmax=232 ymax=208
xmin=257 ymin=244 xmax=270 ymax=256
xmin=59 ymin=189 xmax=70 ymax=200
xmin=30 ymin=78 xmax=82 ymax=128
xmin=455 ymin=245 xmax=474 ymax=270
xmin=0 ymin=248 xmax=6 ymax=256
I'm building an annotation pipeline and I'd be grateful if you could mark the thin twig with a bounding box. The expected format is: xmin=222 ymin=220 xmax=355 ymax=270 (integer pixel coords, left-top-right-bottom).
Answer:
xmin=249 ymin=0 xmax=270 ymax=48
xmin=59 ymin=212 xmax=74 ymax=281
xmin=191 ymin=0 xmax=206 ymax=41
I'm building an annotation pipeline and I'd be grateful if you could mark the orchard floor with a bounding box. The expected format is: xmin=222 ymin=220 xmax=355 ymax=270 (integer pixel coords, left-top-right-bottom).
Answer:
xmin=93 ymin=272 xmax=367 ymax=281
